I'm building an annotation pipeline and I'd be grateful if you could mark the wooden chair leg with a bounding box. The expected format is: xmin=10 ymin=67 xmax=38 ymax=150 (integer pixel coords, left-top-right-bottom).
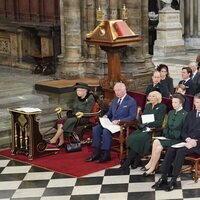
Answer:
xmin=119 ymin=128 xmax=124 ymax=161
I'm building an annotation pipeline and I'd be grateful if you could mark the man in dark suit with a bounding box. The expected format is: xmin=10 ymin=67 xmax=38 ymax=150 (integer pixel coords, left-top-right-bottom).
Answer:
xmin=179 ymin=67 xmax=195 ymax=96
xmin=145 ymin=70 xmax=170 ymax=98
xmin=152 ymin=93 xmax=200 ymax=191
xmin=188 ymin=62 xmax=200 ymax=94
xmin=86 ymin=82 xmax=137 ymax=163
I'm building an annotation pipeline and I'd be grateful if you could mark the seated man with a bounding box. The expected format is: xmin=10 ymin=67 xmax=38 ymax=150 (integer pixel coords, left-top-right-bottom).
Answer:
xmin=152 ymin=93 xmax=200 ymax=191
xmin=86 ymin=82 xmax=137 ymax=163
xmin=179 ymin=67 xmax=195 ymax=96
xmin=145 ymin=70 xmax=170 ymax=98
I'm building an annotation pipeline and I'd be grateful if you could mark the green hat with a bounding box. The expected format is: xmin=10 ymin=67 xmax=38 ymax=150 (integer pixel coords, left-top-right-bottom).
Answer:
xmin=73 ymin=82 xmax=90 ymax=91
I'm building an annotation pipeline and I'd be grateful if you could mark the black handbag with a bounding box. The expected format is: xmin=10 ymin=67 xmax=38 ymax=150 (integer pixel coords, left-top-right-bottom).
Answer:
xmin=65 ymin=133 xmax=82 ymax=153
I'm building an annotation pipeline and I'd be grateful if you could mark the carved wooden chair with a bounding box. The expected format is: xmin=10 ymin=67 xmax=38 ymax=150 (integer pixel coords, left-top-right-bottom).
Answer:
xmin=182 ymin=154 xmax=200 ymax=183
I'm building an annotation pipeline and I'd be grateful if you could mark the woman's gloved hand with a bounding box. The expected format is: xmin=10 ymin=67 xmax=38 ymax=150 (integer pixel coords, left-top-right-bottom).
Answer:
xmin=55 ymin=107 xmax=62 ymax=113
xmin=75 ymin=112 xmax=84 ymax=118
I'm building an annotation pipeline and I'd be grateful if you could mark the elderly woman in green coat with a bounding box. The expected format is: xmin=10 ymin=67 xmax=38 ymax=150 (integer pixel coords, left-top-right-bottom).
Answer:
xmin=142 ymin=93 xmax=187 ymax=176
xmin=120 ymin=91 xmax=166 ymax=171
xmin=49 ymin=82 xmax=95 ymax=147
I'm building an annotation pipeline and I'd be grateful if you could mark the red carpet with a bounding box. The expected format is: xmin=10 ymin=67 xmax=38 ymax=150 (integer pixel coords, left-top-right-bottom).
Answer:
xmin=0 ymin=146 xmax=120 ymax=177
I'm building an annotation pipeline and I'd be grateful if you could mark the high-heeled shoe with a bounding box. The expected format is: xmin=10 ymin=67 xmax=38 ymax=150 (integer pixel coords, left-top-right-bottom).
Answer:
xmin=56 ymin=143 xmax=65 ymax=148
xmin=142 ymin=171 xmax=155 ymax=177
xmin=140 ymin=167 xmax=148 ymax=171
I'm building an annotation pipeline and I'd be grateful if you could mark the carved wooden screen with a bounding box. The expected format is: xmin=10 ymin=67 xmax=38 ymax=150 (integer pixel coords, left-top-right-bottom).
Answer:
xmin=30 ymin=0 xmax=40 ymax=22
xmin=0 ymin=0 xmax=60 ymax=24
xmin=17 ymin=0 xmax=30 ymax=22
xmin=0 ymin=0 xmax=6 ymax=19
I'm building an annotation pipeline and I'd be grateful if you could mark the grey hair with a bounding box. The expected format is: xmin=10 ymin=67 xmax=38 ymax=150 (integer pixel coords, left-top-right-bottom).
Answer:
xmin=148 ymin=91 xmax=162 ymax=103
xmin=189 ymin=62 xmax=198 ymax=68
xmin=113 ymin=82 xmax=126 ymax=92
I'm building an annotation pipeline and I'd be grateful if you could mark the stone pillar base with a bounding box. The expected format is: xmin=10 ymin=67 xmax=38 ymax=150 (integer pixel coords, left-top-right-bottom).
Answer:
xmin=154 ymin=8 xmax=185 ymax=57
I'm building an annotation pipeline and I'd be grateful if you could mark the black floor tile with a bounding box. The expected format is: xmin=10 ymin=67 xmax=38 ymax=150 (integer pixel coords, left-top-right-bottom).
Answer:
xmin=128 ymin=191 xmax=155 ymax=200
xmin=29 ymin=165 xmax=50 ymax=172
xmin=0 ymin=190 xmax=15 ymax=198
xmin=104 ymin=168 xmax=129 ymax=176
xmin=7 ymin=159 xmax=29 ymax=166
xmin=183 ymin=188 xmax=200 ymax=198
xmin=51 ymin=172 xmax=73 ymax=179
xmin=18 ymin=180 xmax=49 ymax=188
xmin=70 ymin=194 xmax=99 ymax=200
xmin=43 ymin=186 xmax=73 ymax=196
xmin=101 ymin=183 xmax=128 ymax=193
xmin=0 ymin=173 xmax=26 ymax=181
xmin=129 ymin=174 xmax=155 ymax=183
xmin=75 ymin=177 xmax=103 ymax=186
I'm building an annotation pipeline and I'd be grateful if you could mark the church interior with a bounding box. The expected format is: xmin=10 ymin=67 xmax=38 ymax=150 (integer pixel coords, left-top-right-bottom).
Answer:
xmin=0 ymin=0 xmax=200 ymax=199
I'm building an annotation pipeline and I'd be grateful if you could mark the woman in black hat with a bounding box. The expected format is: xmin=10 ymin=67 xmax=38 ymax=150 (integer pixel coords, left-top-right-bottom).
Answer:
xmin=49 ymin=82 xmax=95 ymax=147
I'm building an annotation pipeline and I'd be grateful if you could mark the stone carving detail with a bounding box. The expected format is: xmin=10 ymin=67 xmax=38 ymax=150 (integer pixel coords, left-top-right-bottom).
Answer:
xmin=0 ymin=39 xmax=9 ymax=54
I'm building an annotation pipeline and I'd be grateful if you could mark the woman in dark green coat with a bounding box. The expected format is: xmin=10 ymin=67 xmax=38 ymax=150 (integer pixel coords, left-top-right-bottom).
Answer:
xmin=121 ymin=91 xmax=166 ymax=170
xmin=142 ymin=93 xmax=187 ymax=176
xmin=49 ymin=82 xmax=95 ymax=147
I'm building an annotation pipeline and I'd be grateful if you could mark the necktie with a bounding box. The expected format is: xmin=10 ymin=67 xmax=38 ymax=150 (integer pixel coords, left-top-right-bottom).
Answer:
xmin=196 ymin=111 xmax=200 ymax=118
xmin=116 ymin=98 xmax=121 ymax=111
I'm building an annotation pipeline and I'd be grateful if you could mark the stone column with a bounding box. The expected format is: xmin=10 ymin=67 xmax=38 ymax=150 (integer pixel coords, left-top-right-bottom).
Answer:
xmin=185 ymin=0 xmax=200 ymax=49
xmin=60 ymin=0 xmax=83 ymax=78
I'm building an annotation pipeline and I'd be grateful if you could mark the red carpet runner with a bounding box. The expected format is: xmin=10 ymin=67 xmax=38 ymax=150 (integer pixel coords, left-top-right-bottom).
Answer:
xmin=0 ymin=146 xmax=120 ymax=177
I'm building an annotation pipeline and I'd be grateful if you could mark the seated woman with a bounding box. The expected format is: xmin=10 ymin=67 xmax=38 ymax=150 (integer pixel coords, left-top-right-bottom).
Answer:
xmin=157 ymin=64 xmax=174 ymax=96
xmin=49 ymin=82 xmax=95 ymax=147
xmin=142 ymin=93 xmax=187 ymax=176
xmin=120 ymin=91 xmax=166 ymax=171
xmin=175 ymin=83 xmax=192 ymax=112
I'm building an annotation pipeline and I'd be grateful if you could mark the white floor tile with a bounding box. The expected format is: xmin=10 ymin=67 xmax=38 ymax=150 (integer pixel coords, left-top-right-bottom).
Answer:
xmin=24 ymin=172 xmax=54 ymax=180
xmin=181 ymin=180 xmax=200 ymax=189
xmin=12 ymin=188 xmax=45 ymax=198
xmin=128 ymin=182 xmax=155 ymax=192
xmin=102 ymin=175 xmax=129 ymax=184
xmin=41 ymin=196 xmax=70 ymax=200
xmin=1 ymin=166 xmax=31 ymax=174
xmin=0 ymin=181 xmax=21 ymax=190
xmin=72 ymin=185 xmax=101 ymax=195
xmin=0 ymin=160 xmax=10 ymax=167
xmin=47 ymin=178 xmax=77 ymax=187
xmin=155 ymin=189 xmax=183 ymax=200
xmin=99 ymin=192 xmax=128 ymax=200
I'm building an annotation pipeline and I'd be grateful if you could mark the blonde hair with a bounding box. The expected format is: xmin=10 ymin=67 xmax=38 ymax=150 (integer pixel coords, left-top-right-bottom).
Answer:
xmin=148 ymin=91 xmax=162 ymax=103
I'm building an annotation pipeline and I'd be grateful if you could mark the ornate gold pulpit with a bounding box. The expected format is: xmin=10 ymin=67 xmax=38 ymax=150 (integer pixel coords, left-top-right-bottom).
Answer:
xmin=86 ymin=20 xmax=141 ymax=100
xmin=9 ymin=108 xmax=57 ymax=160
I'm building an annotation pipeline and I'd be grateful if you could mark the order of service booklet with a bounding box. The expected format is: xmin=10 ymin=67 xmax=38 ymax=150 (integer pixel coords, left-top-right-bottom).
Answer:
xmin=99 ymin=117 xmax=120 ymax=134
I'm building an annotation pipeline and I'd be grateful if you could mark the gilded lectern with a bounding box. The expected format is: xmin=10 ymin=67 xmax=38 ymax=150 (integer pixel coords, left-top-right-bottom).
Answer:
xmin=9 ymin=108 xmax=57 ymax=160
xmin=85 ymin=20 xmax=141 ymax=100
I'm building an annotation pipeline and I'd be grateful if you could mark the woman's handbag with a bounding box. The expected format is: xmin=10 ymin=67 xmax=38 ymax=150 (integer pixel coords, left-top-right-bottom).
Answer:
xmin=65 ymin=133 xmax=82 ymax=152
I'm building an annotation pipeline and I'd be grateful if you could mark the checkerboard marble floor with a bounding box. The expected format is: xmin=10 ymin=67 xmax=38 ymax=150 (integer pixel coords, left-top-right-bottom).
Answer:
xmin=1 ymin=155 xmax=200 ymax=200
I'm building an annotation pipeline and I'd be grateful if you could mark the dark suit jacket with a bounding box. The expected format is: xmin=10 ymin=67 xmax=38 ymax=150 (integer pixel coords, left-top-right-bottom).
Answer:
xmin=192 ymin=71 xmax=200 ymax=94
xmin=181 ymin=110 xmax=200 ymax=154
xmin=145 ymin=82 xmax=170 ymax=98
xmin=106 ymin=94 xmax=137 ymax=122
xmin=161 ymin=76 xmax=174 ymax=95
xmin=179 ymin=79 xmax=195 ymax=96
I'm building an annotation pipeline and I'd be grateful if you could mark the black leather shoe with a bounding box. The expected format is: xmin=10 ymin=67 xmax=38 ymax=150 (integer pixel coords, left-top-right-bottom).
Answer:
xmin=151 ymin=178 xmax=168 ymax=189
xmin=97 ymin=155 xmax=111 ymax=163
xmin=165 ymin=181 xmax=176 ymax=192
xmin=85 ymin=154 xmax=100 ymax=162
